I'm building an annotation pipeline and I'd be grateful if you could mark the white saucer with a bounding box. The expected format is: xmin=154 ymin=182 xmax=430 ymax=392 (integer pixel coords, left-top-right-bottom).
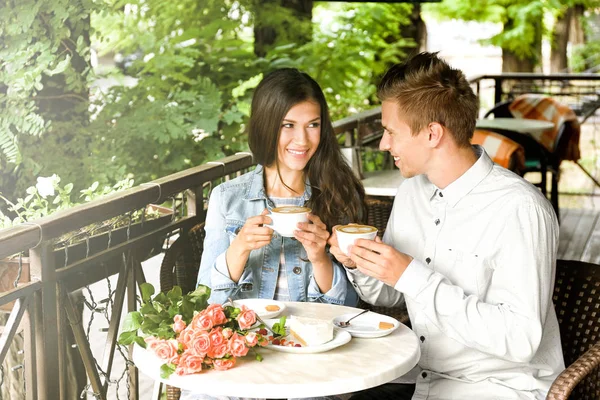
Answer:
xmin=332 ymin=311 xmax=400 ymax=338
xmin=234 ymin=298 xmax=286 ymax=319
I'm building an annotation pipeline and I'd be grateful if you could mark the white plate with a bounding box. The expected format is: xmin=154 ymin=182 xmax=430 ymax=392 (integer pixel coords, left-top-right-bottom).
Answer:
xmin=332 ymin=311 xmax=400 ymax=338
xmin=234 ymin=298 xmax=286 ymax=319
xmin=261 ymin=318 xmax=352 ymax=354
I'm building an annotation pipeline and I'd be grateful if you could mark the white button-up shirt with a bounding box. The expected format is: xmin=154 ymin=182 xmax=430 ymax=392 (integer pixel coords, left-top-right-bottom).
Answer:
xmin=347 ymin=146 xmax=564 ymax=399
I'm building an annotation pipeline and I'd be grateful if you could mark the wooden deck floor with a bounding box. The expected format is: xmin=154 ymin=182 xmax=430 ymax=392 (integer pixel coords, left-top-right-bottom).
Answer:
xmin=558 ymin=207 xmax=600 ymax=262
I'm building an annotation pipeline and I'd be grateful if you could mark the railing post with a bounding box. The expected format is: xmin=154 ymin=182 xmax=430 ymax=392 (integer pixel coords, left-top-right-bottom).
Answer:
xmin=127 ymin=255 xmax=139 ymax=400
xmin=494 ymin=77 xmax=503 ymax=104
xmin=29 ymin=243 xmax=60 ymax=400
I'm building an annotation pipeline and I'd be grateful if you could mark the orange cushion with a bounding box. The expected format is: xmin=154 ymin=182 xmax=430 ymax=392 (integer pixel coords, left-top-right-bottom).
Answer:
xmin=472 ymin=129 xmax=525 ymax=173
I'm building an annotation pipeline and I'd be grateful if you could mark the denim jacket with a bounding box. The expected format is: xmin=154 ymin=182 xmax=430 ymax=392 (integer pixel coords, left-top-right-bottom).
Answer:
xmin=197 ymin=165 xmax=358 ymax=306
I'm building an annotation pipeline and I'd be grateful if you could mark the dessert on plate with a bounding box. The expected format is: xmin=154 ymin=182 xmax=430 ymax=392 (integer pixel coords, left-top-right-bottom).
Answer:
xmin=289 ymin=316 xmax=334 ymax=346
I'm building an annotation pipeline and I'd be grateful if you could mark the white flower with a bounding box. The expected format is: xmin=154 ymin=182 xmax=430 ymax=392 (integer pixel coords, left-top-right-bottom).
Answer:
xmin=36 ymin=175 xmax=59 ymax=198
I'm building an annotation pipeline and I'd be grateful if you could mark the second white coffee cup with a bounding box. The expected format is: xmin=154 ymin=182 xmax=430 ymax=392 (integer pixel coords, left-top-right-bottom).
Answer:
xmin=267 ymin=206 xmax=311 ymax=237
xmin=336 ymin=224 xmax=378 ymax=255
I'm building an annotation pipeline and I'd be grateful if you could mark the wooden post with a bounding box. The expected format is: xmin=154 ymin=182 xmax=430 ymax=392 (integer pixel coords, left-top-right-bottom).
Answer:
xmin=29 ymin=244 xmax=60 ymax=400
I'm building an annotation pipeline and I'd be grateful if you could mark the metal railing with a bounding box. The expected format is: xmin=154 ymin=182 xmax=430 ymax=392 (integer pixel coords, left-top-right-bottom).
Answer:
xmin=469 ymin=73 xmax=600 ymax=123
xmin=0 ymin=153 xmax=256 ymax=400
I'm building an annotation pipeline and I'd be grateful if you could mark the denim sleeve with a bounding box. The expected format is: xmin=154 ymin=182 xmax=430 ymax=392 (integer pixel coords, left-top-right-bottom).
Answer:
xmin=197 ymin=187 xmax=235 ymax=291
xmin=307 ymin=254 xmax=358 ymax=306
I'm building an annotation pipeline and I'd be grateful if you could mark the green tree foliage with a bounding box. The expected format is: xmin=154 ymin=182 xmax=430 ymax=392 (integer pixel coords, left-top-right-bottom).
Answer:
xmin=265 ymin=3 xmax=415 ymax=119
xmin=1 ymin=0 xmax=416 ymax=201
xmin=0 ymin=0 xmax=97 ymax=195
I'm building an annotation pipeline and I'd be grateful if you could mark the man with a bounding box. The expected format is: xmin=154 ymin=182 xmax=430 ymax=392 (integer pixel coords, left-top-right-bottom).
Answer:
xmin=330 ymin=52 xmax=564 ymax=400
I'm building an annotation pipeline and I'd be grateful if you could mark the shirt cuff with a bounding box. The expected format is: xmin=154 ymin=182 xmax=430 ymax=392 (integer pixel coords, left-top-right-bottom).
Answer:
xmin=394 ymin=259 xmax=433 ymax=299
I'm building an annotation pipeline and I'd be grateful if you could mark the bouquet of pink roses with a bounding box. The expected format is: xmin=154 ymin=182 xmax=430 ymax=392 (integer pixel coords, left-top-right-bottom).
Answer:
xmin=118 ymin=283 xmax=269 ymax=378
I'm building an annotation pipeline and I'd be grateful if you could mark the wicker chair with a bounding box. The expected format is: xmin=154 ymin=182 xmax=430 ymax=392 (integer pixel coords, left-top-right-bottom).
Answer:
xmin=159 ymin=222 xmax=205 ymax=400
xmin=548 ymin=259 xmax=600 ymax=400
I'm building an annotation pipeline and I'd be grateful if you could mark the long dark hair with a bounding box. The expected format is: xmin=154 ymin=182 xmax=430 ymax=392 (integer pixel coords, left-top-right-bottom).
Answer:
xmin=248 ymin=68 xmax=366 ymax=229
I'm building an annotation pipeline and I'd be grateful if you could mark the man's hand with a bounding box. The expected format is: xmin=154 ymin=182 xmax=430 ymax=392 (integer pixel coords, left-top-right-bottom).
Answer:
xmin=327 ymin=225 xmax=356 ymax=268
xmin=349 ymin=236 xmax=413 ymax=286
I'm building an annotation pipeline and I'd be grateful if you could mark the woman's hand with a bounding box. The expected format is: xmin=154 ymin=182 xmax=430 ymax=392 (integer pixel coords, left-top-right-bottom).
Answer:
xmin=231 ymin=208 xmax=274 ymax=254
xmin=226 ymin=209 xmax=273 ymax=283
xmin=294 ymin=214 xmax=331 ymax=265
xmin=295 ymin=214 xmax=333 ymax=293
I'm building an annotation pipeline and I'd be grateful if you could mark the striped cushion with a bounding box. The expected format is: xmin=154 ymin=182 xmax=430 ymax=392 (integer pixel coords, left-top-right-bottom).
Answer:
xmin=472 ymin=129 xmax=525 ymax=173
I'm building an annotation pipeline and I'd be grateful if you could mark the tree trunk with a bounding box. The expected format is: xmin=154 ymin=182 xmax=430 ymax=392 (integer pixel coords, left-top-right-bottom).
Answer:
xmin=399 ymin=4 xmax=427 ymax=56
xmin=501 ymin=17 xmax=541 ymax=72
xmin=253 ymin=0 xmax=314 ymax=58
xmin=550 ymin=7 xmax=572 ymax=73
xmin=570 ymin=4 xmax=585 ymax=46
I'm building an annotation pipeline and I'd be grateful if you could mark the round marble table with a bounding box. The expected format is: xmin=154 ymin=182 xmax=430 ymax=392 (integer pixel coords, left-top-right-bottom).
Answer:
xmin=475 ymin=118 xmax=554 ymax=135
xmin=133 ymin=301 xmax=421 ymax=398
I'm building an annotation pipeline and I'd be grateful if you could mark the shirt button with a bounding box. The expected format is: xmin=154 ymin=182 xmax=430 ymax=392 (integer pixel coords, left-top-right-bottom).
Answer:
xmin=425 ymin=257 xmax=431 ymax=264
xmin=439 ymin=192 xmax=443 ymax=197
xmin=422 ymin=372 xmax=428 ymax=378
xmin=434 ymin=219 xmax=440 ymax=225
xmin=420 ymin=336 xmax=425 ymax=342
xmin=293 ymin=266 xmax=302 ymax=275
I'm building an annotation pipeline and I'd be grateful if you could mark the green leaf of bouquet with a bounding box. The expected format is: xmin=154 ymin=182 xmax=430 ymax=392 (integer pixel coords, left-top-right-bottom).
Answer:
xmin=140 ymin=283 xmax=155 ymax=303
xmin=168 ymin=304 xmax=180 ymax=319
xmin=134 ymin=336 xmax=147 ymax=348
xmin=121 ymin=311 xmax=143 ymax=332
xmin=180 ymin=296 xmax=194 ymax=321
xmin=167 ymin=286 xmax=182 ymax=302
xmin=160 ymin=363 xmax=176 ymax=379
xmin=153 ymin=292 xmax=168 ymax=305
xmin=187 ymin=284 xmax=211 ymax=310
xmin=117 ymin=330 xmax=138 ymax=345
xmin=140 ymin=303 xmax=157 ymax=316
xmin=225 ymin=305 xmax=240 ymax=319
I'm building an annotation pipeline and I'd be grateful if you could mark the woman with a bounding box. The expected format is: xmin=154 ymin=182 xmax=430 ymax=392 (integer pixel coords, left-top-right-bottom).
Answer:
xmin=197 ymin=68 xmax=366 ymax=306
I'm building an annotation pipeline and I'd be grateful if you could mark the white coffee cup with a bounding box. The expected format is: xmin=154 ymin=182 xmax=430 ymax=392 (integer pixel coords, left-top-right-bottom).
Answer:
xmin=335 ymin=224 xmax=378 ymax=256
xmin=267 ymin=206 xmax=311 ymax=237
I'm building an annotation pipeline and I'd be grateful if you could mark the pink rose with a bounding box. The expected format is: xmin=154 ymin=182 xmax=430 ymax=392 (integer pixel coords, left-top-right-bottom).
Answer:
xmin=177 ymin=327 xmax=195 ymax=348
xmin=207 ymin=343 xmax=228 ymax=359
xmin=236 ymin=306 xmax=257 ymax=330
xmin=191 ymin=313 xmax=214 ymax=331
xmin=244 ymin=332 xmax=258 ymax=347
xmin=153 ymin=339 xmax=180 ymax=365
xmin=222 ymin=327 xmax=233 ymax=339
xmin=213 ymin=357 xmax=236 ymax=371
xmin=144 ymin=336 xmax=160 ymax=349
xmin=209 ymin=327 xmax=225 ymax=347
xmin=175 ymin=351 xmax=204 ymax=376
xmin=206 ymin=304 xmax=227 ymax=325
xmin=229 ymin=333 xmax=249 ymax=357
xmin=173 ymin=314 xmax=187 ymax=333
xmin=190 ymin=331 xmax=211 ymax=356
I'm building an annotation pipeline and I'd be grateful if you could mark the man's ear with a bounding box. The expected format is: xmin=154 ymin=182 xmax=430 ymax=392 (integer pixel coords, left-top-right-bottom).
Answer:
xmin=427 ymin=122 xmax=444 ymax=147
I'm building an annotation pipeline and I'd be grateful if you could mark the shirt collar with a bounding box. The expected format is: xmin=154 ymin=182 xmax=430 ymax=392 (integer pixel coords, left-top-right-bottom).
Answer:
xmin=245 ymin=164 xmax=312 ymax=202
xmin=430 ymin=145 xmax=493 ymax=207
